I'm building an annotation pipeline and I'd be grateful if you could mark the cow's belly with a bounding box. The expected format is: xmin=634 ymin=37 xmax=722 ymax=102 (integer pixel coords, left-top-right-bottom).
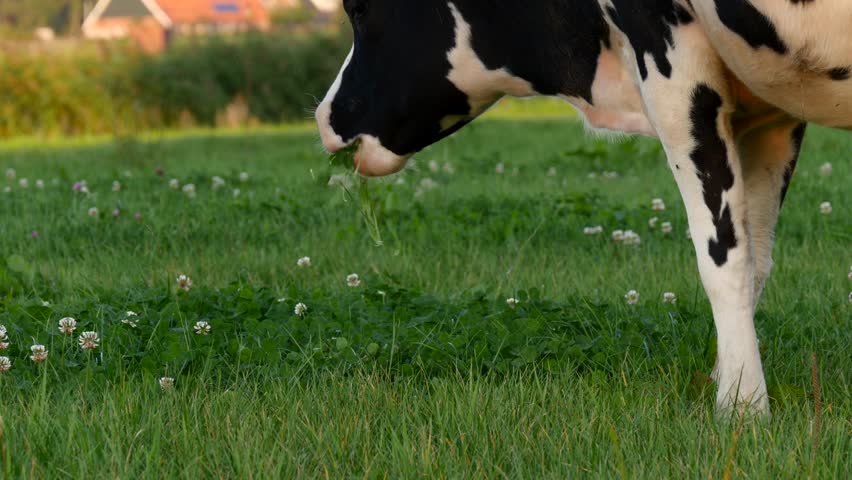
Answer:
xmin=693 ymin=0 xmax=852 ymax=128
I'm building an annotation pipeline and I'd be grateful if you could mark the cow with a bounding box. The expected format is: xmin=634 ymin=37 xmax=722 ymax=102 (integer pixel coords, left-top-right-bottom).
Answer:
xmin=315 ymin=0 xmax=851 ymax=417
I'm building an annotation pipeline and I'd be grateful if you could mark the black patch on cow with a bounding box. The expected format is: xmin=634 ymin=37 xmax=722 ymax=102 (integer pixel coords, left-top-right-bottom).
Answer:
xmin=828 ymin=67 xmax=851 ymax=81
xmin=452 ymin=0 xmax=611 ymax=103
xmin=780 ymin=123 xmax=807 ymax=207
xmin=689 ymin=84 xmax=737 ymax=267
xmin=714 ymin=0 xmax=787 ymax=54
xmin=606 ymin=0 xmax=693 ymax=80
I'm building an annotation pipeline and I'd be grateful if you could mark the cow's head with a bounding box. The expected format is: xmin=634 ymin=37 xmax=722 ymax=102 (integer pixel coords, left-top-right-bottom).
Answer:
xmin=315 ymin=1 xmax=536 ymax=176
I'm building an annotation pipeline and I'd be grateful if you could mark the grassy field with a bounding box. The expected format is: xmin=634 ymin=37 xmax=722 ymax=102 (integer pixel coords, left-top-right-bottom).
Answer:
xmin=0 ymin=108 xmax=848 ymax=478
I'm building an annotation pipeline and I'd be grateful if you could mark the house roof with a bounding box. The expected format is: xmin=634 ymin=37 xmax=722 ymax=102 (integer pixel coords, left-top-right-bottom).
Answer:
xmin=155 ymin=0 xmax=269 ymax=26
xmin=84 ymin=0 xmax=269 ymax=30
xmin=101 ymin=0 xmax=152 ymax=18
xmin=84 ymin=0 xmax=173 ymax=29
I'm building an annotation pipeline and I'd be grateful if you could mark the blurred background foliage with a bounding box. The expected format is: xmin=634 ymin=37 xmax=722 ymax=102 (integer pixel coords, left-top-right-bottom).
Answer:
xmin=0 ymin=31 xmax=349 ymax=138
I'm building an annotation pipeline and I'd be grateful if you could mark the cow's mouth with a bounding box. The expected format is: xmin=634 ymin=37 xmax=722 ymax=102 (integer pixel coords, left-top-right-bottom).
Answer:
xmin=350 ymin=135 xmax=410 ymax=177
xmin=317 ymin=104 xmax=409 ymax=177
xmin=325 ymin=133 xmax=410 ymax=177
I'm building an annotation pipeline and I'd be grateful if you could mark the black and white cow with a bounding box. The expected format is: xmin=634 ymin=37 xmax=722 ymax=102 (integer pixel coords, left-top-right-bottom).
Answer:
xmin=316 ymin=0 xmax=850 ymax=416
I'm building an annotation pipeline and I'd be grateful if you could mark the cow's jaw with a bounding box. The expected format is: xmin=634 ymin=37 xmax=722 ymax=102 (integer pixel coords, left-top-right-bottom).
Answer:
xmin=316 ymin=48 xmax=410 ymax=177
xmin=351 ymin=135 xmax=409 ymax=176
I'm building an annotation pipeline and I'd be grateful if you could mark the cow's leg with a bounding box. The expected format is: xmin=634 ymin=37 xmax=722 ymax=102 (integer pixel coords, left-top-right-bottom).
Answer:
xmin=737 ymin=121 xmax=806 ymax=302
xmin=627 ymin=27 xmax=768 ymax=415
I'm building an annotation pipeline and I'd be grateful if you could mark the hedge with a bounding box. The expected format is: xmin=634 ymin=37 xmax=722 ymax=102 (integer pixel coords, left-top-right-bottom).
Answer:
xmin=0 ymin=32 xmax=350 ymax=138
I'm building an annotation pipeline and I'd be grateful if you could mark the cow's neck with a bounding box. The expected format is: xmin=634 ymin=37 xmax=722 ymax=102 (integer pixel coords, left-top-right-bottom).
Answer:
xmin=447 ymin=0 xmax=612 ymax=107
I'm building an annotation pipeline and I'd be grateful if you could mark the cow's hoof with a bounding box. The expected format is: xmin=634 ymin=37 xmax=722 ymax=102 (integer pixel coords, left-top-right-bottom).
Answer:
xmin=714 ymin=379 xmax=770 ymax=420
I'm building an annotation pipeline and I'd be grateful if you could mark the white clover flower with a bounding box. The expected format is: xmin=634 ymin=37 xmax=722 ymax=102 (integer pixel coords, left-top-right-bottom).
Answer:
xmin=122 ymin=311 xmax=138 ymax=328
xmin=0 ymin=325 xmax=8 ymax=350
xmin=506 ymin=297 xmax=520 ymax=309
xmin=35 ymin=179 xmax=44 ymax=189
xmin=294 ymin=302 xmax=308 ymax=317
xmin=58 ymin=317 xmax=77 ymax=335
xmin=232 ymin=188 xmax=241 ymax=198
xmin=239 ymin=172 xmax=249 ymax=183
xmin=623 ymin=230 xmax=641 ymax=246
xmin=193 ymin=321 xmax=211 ymax=335
xmin=611 ymin=230 xmax=625 ymax=242
xmin=169 ymin=178 xmax=180 ymax=189
xmin=442 ymin=163 xmax=455 ymax=174
xmin=0 ymin=356 xmax=10 ymax=373
xmin=662 ymin=292 xmax=677 ymax=304
xmin=602 ymin=171 xmax=619 ymax=179
xmin=122 ymin=170 xmax=132 ymax=178
xmin=495 ymin=163 xmax=505 ymax=174
xmin=212 ymin=176 xmax=226 ymax=190
xmin=5 ymin=168 xmax=15 ymax=181
xmin=648 ymin=217 xmax=658 ymax=229
xmin=547 ymin=167 xmax=558 ymax=177
xmin=176 ymin=274 xmax=192 ymax=292
xmin=346 ymin=273 xmax=361 ymax=287
xmin=88 ymin=207 xmax=99 ymax=218
xmin=661 ymin=222 xmax=673 ymax=235
xmin=78 ymin=331 xmax=99 ymax=350
xmin=2 ymin=187 xmax=9 ymax=193
xmin=420 ymin=178 xmax=438 ymax=190
xmin=820 ymin=202 xmax=832 ymax=215
xmin=112 ymin=180 xmax=122 ymax=192
xmin=73 ymin=181 xmax=89 ymax=194
xmin=428 ymin=160 xmax=440 ymax=173
xmin=624 ymin=290 xmax=640 ymax=306
xmin=159 ymin=376 xmax=175 ymax=391
xmin=297 ymin=256 xmax=312 ymax=268
xmin=583 ymin=225 xmax=604 ymax=236
xmin=819 ymin=162 xmax=833 ymax=177
xmin=182 ymin=183 xmax=196 ymax=198
xmin=18 ymin=178 xmax=28 ymax=189
xmin=651 ymin=198 xmax=666 ymax=211
xmin=587 ymin=172 xmax=598 ymax=179
xmin=848 ymin=266 xmax=852 ymax=281
xmin=848 ymin=291 xmax=852 ymax=303
xmin=30 ymin=344 xmax=48 ymax=363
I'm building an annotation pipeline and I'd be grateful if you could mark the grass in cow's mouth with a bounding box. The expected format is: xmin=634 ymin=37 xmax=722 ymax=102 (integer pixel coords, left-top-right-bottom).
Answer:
xmin=327 ymin=140 xmax=384 ymax=247
xmin=328 ymin=141 xmax=360 ymax=169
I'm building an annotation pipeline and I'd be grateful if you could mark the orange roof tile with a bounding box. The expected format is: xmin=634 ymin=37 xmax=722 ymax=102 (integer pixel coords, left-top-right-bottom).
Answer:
xmin=155 ymin=0 xmax=269 ymax=26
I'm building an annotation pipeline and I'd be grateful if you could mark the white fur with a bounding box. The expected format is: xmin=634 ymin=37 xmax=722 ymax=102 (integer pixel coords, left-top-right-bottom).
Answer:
xmin=316 ymin=47 xmax=352 ymax=153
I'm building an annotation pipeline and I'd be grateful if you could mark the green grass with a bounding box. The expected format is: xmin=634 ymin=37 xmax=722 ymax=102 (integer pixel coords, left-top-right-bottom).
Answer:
xmin=0 ymin=115 xmax=848 ymax=478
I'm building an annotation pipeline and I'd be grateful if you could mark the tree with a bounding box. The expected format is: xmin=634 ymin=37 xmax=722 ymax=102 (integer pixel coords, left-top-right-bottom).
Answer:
xmin=0 ymin=0 xmax=84 ymax=36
